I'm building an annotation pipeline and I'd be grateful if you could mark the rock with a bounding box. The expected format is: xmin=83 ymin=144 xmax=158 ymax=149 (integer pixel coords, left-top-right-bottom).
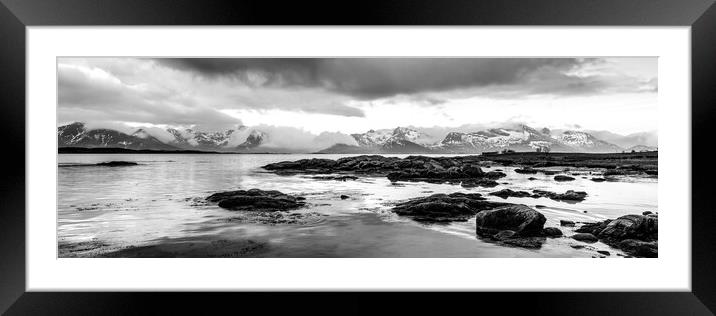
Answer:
xmin=206 ymin=189 xmax=306 ymax=211
xmin=533 ymin=189 xmax=588 ymax=202
xmin=340 ymin=195 xmax=350 ymax=200
xmin=514 ymin=168 xmax=538 ymax=174
xmin=541 ymin=227 xmax=563 ymax=237
xmin=264 ymin=155 xmax=511 ymax=186
xmin=572 ymin=233 xmax=599 ymax=243
xmin=311 ymin=175 xmax=359 ymax=181
xmin=484 ymin=171 xmax=507 ymax=179
xmin=591 ymin=177 xmax=606 ymax=182
xmin=554 ymin=175 xmax=575 ymax=182
xmin=560 ymin=220 xmax=576 ymax=227
xmin=475 ymin=204 xmax=546 ymax=237
xmin=460 ymin=164 xmax=484 ymax=177
xmin=96 ymin=161 xmax=138 ymax=167
xmin=392 ymin=192 xmax=506 ymax=222
xmin=603 ymin=169 xmax=630 ymax=176
xmin=597 ymin=250 xmax=610 ymax=256
xmin=502 ymin=237 xmax=546 ymax=249
xmin=461 ymin=179 xmax=499 ymax=188
xmin=618 ymin=239 xmax=658 ymax=258
xmin=570 ymin=244 xmax=586 ymax=249
xmin=528 ymin=177 xmax=538 ymax=181
xmin=493 ymin=230 xmax=517 ymax=240
xmin=645 ymin=170 xmax=658 ymax=176
xmin=598 ymin=215 xmax=658 ymax=243
xmin=642 ymin=211 xmax=653 ymax=216
xmin=576 ymin=220 xmax=612 ymax=235
xmin=489 ymin=189 xmax=535 ymax=199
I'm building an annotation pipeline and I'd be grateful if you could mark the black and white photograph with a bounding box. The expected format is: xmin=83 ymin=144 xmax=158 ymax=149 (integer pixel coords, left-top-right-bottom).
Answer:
xmin=57 ymin=57 xmax=659 ymax=258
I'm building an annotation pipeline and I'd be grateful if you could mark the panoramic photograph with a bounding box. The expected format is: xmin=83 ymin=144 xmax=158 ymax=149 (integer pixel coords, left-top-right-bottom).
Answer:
xmin=57 ymin=57 xmax=658 ymax=258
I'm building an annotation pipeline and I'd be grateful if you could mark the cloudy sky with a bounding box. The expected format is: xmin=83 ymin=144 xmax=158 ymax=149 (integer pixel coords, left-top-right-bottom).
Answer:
xmin=58 ymin=57 xmax=657 ymax=138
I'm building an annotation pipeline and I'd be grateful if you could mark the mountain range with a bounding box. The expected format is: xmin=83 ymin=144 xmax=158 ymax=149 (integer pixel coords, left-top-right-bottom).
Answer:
xmin=58 ymin=122 xmax=656 ymax=154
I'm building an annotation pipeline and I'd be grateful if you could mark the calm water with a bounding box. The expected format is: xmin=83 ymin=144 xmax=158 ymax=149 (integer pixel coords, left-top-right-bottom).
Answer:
xmin=58 ymin=154 xmax=657 ymax=258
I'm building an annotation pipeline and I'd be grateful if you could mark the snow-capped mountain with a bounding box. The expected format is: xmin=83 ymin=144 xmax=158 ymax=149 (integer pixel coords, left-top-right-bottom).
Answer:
xmin=237 ymin=130 xmax=266 ymax=150
xmin=437 ymin=125 xmax=574 ymax=153
xmin=349 ymin=127 xmax=433 ymax=153
xmin=554 ymin=130 xmax=623 ymax=153
xmin=167 ymin=128 xmax=236 ymax=151
xmin=59 ymin=122 xmax=637 ymax=154
xmin=58 ymin=122 xmax=177 ymax=150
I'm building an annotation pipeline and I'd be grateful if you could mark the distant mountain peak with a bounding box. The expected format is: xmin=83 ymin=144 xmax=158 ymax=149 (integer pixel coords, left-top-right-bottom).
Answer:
xmin=57 ymin=122 xmax=177 ymax=151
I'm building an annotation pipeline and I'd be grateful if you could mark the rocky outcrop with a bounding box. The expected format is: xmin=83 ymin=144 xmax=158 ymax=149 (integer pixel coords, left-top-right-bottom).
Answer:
xmin=264 ymin=155 xmax=507 ymax=185
xmin=206 ymin=189 xmax=306 ymax=212
xmin=573 ymin=214 xmax=658 ymax=257
xmin=391 ymin=193 xmax=507 ymax=222
xmin=310 ymin=175 xmax=359 ymax=181
xmin=489 ymin=189 xmax=535 ymax=199
xmin=532 ymin=189 xmax=588 ymax=202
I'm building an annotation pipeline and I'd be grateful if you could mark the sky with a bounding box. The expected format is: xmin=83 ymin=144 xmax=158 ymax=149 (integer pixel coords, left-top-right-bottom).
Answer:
xmin=57 ymin=57 xmax=657 ymax=138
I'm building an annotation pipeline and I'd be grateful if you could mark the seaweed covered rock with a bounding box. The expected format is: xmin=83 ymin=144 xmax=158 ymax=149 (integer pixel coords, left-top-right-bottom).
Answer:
xmin=206 ymin=189 xmax=306 ymax=212
xmin=392 ymin=193 xmax=507 ymax=222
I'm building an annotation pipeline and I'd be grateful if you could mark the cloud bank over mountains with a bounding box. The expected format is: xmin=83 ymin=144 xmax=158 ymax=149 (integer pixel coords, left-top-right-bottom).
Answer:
xmin=58 ymin=57 xmax=658 ymax=138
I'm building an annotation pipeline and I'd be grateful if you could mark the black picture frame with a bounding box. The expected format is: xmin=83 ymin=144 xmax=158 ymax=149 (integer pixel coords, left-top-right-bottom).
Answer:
xmin=1 ymin=0 xmax=714 ymax=314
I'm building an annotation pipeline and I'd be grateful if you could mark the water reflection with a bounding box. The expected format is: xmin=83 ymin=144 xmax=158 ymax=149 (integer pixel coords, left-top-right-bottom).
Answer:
xmin=58 ymin=154 xmax=657 ymax=258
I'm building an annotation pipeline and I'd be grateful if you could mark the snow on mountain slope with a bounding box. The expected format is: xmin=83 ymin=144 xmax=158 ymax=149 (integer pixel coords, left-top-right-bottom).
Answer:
xmin=555 ymin=131 xmax=623 ymax=153
xmin=166 ymin=128 xmax=235 ymax=150
xmin=57 ymin=122 xmax=177 ymax=150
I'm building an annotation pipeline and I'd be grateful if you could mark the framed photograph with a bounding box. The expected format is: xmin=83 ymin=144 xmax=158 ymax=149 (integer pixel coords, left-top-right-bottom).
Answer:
xmin=2 ymin=0 xmax=715 ymax=314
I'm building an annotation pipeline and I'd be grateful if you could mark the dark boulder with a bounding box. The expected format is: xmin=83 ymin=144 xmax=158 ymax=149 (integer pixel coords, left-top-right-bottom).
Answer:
xmin=489 ymin=189 xmax=535 ymax=199
xmin=514 ymin=168 xmax=538 ymax=174
xmin=475 ymin=204 xmax=546 ymax=237
xmin=572 ymin=233 xmax=599 ymax=243
xmin=591 ymin=177 xmax=606 ymax=182
xmin=576 ymin=220 xmax=612 ymax=235
xmin=340 ymin=195 xmax=350 ymax=200
xmin=461 ymin=179 xmax=499 ymax=188
xmin=533 ymin=189 xmax=588 ymax=202
xmin=206 ymin=189 xmax=306 ymax=212
xmin=554 ymin=175 xmax=575 ymax=182
xmin=392 ymin=193 xmax=506 ymax=222
xmin=560 ymin=220 xmax=576 ymax=227
xmin=541 ymin=227 xmax=563 ymax=237
xmin=598 ymin=214 xmax=658 ymax=242
xmin=618 ymin=239 xmax=658 ymax=258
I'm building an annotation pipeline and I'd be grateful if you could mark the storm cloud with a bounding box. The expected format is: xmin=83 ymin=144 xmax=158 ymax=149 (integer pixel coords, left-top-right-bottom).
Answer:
xmin=156 ymin=58 xmax=627 ymax=99
xmin=58 ymin=57 xmax=657 ymax=135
